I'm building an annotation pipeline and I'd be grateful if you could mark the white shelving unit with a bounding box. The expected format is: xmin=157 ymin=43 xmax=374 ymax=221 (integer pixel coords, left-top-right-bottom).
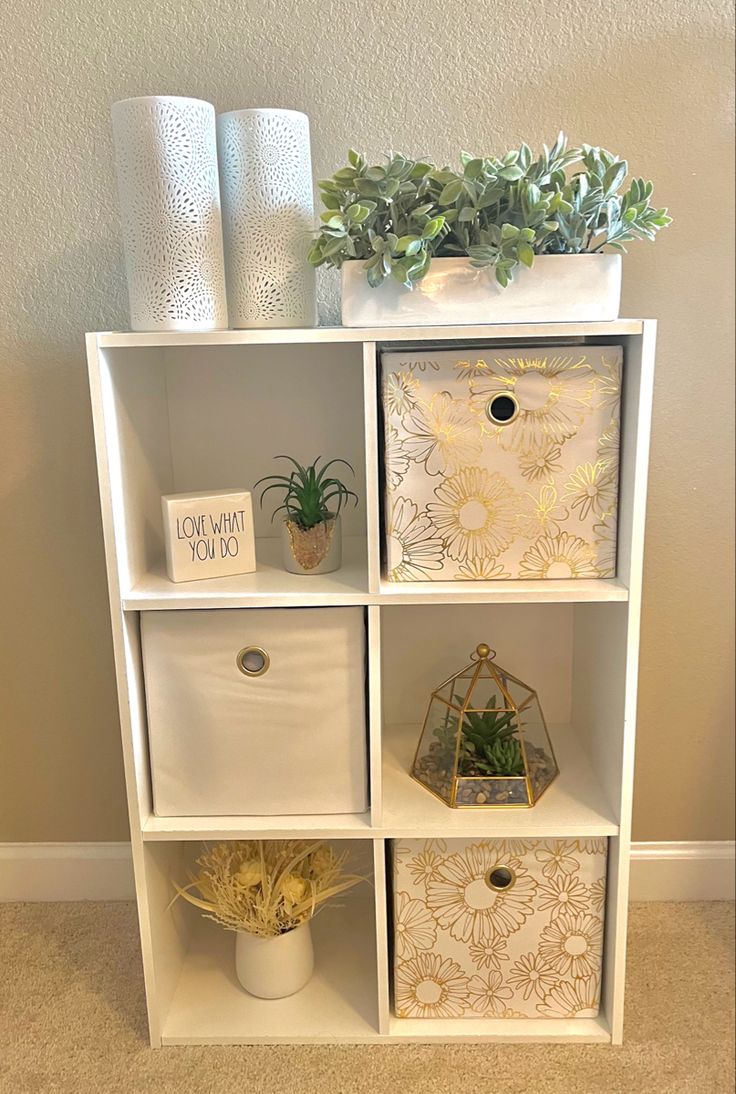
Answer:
xmin=86 ymin=319 xmax=656 ymax=1047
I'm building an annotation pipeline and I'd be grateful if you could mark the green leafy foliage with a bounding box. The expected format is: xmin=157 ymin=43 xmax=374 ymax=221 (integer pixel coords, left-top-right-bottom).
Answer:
xmin=309 ymin=135 xmax=671 ymax=289
xmin=254 ymin=455 xmax=358 ymax=531
xmin=469 ymin=736 xmax=525 ymax=778
xmin=431 ymin=694 xmax=525 ymax=777
xmin=460 ymin=698 xmax=525 ymax=776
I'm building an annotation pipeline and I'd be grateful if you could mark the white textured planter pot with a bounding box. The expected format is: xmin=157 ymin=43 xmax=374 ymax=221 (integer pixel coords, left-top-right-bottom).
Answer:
xmin=217 ymin=108 xmax=317 ymax=328
xmin=111 ymin=96 xmax=228 ymax=332
xmin=235 ymin=922 xmax=314 ymax=999
xmin=341 ymin=254 xmax=622 ymax=327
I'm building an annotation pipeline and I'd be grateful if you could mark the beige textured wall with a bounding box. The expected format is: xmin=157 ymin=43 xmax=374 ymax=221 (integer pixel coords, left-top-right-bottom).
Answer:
xmin=1 ymin=0 xmax=733 ymax=842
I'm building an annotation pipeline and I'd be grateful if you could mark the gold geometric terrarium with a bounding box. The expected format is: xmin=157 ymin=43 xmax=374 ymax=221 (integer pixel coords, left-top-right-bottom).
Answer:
xmin=411 ymin=643 xmax=558 ymax=808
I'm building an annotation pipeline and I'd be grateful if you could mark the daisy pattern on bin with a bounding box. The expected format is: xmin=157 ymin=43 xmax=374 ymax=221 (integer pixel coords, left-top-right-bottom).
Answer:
xmin=395 ymin=953 xmax=469 ymax=1019
xmin=394 ymin=892 xmax=437 ymax=959
xmin=470 ymin=354 xmax=596 ymax=453
xmin=385 ymin=497 xmax=445 ymax=581
xmin=426 ymin=844 xmax=536 ymax=942
xmin=402 ymin=391 xmax=482 ymax=477
xmin=537 ymin=977 xmax=601 ymax=1018
xmin=538 ymin=913 xmax=603 ymax=979
xmin=427 ymin=467 xmax=518 ymax=563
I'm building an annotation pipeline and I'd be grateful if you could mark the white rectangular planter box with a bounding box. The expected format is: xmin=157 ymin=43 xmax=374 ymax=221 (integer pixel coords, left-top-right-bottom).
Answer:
xmin=141 ymin=606 xmax=368 ymax=816
xmin=342 ymin=254 xmax=622 ymax=327
xmin=392 ymin=837 xmax=608 ymax=1020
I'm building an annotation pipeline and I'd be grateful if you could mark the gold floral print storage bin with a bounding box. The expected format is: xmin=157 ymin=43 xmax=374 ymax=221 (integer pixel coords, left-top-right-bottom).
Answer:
xmin=381 ymin=347 xmax=622 ymax=580
xmin=392 ymin=838 xmax=607 ymax=1019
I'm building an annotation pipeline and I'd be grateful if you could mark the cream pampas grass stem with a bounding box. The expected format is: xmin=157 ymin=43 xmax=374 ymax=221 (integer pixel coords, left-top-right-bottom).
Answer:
xmin=173 ymin=840 xmax=364 ymax=938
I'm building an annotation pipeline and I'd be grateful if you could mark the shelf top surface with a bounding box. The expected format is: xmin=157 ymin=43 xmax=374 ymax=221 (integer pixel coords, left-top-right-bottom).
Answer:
xmin=142 ymin=723 xmax=617 ymax=841
xmin=127 ymin=537 xmax=370 ymax=609
xmin=124 ymin=538 xmax=628 ymax=610
xmin=91 ymin=319 xmax=646 ymax=349
xmin=382 ymin=722 xmax=618 ymax=837
xmin=143 ymin=810 xmax=373 ymax=840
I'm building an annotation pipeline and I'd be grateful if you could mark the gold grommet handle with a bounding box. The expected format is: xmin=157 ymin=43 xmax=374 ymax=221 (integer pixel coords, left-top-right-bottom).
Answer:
xmin=236 ymin=646 xmax=270 ymax=677
xmin=485 ymin=391 xmax=520 ymax=426
xmin=485 ymin=865 xmax=516 ymax=892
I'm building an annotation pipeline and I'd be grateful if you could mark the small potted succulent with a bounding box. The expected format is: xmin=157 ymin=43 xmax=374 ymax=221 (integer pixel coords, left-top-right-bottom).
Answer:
xmin=308 ymin=134 xmax=671 ymax=326
xmin=255 ymin=455 xmax=358 ymax=574
xmin=174 ymin=840 xmax=363 ymax=999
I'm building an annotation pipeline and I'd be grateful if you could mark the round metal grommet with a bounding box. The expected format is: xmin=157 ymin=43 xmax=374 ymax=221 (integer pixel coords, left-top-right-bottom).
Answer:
xmin=236 ymin=646 xmax=270 ymax=677
xmin=485 ymin=392 xmax=520 ymax=426
xmin=485 ymin=865 xmax=516 ymax=891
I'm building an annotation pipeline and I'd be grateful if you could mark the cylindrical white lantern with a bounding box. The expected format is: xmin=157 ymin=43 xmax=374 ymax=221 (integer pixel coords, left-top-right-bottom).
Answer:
xmin=111 ymin=96 xmax=228 ymax=332
xmin=217 ymin=108 xmax=316 ymax=328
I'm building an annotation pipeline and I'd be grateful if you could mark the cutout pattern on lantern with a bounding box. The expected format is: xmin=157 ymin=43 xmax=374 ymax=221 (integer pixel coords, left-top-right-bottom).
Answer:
xmin=217 ymin=109 xmax=316 ymax=328
xmin=112 ymin=96 xmax=228 ymax=331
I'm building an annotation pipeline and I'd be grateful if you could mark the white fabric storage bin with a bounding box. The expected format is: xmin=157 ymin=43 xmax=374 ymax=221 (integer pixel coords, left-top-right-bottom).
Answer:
xmin=392 ymin=837 xmax=607 ymax=1019
xmin=141 ymin=607 xmax=368 ymax=816
xmin=382 ymin=345 xmax=622 ymax=581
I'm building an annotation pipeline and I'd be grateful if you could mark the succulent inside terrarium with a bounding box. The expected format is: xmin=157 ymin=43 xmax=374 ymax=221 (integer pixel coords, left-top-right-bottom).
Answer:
xmin=433 ymin=696 xmax=525 ymax=777
xmin=460 ymin=700 xmax=526 ymax=776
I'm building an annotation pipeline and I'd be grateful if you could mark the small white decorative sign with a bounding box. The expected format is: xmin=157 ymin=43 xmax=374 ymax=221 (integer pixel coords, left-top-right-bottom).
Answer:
xmin=162 ymin=490 xmax=256 ymax=583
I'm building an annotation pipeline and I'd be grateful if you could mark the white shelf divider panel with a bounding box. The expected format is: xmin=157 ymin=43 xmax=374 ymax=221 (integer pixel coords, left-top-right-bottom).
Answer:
xmin=377 ymin=576 xmax=628 ymax=605
xmin=142 ymin=811 xmax=374 ymax=841
xmin=362 ymin=342 xmax=382 ymax=595
xmin=125 ymin=564 xmax=628 ymax=610
xmin=86 ymin=320 xmax=656 ymax=1048
xmin=385 ymin=1015 xmax=611 ymax=1044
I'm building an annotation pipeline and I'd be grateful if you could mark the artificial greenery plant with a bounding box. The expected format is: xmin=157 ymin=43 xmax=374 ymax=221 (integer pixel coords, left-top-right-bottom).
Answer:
xmin=433 ymin=695 xmax=525 ymax=777
xmin=308 ymin=133 xmax=671 ymax=288
xmin=255 ymin=455 xmax=358 ymax=530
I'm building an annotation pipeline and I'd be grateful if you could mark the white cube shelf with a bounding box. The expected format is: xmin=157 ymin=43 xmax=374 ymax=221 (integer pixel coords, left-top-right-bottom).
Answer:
xmin=87 ymin=319 xmax=656 ymax=1046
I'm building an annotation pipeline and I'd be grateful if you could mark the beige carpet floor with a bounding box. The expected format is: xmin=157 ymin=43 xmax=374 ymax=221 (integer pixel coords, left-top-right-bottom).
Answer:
xmin=0 ymin=901 xmax=733 ymax=1094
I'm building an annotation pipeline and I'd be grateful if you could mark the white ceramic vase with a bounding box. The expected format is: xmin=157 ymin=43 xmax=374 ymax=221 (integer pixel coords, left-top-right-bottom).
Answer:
xmin=217 ymin=108 xmax=316 ymax=328
xmin=235 ymin=922 xmax=314 ymax=999
xmin=341 ymin=253 xmax=622 ymax=327
xmin=111 ymin=96 xmax=228 ymax=332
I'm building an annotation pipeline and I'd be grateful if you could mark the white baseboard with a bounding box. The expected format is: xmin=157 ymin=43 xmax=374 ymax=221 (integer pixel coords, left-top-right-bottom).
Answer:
xmin=0 ymin=843 xmax=135 ymax=901
xmin=629 ymin=841 xmax=735 ymax=901
xmin=0 ymin=840 xmax=733 ymax=902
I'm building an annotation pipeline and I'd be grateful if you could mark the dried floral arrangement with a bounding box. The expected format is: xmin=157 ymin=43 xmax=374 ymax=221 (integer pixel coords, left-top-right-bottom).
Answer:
xmin=173 ymin=840 xmax=364 ymax=937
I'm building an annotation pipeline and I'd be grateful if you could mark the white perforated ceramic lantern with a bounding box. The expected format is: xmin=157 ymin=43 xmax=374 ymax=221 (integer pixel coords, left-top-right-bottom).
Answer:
xmin=111 ymin=96 xmax=228 ymax=331
xmin=217 ymin=108 xmax=316 ymax=328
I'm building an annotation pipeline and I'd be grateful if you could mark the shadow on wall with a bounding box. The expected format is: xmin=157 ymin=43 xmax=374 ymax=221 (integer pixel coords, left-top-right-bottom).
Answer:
xmin=0 ymin=235 xmax=129 ymax=841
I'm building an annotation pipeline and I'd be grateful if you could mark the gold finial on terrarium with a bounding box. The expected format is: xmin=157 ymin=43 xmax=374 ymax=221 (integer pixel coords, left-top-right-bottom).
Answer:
xmin=474 ymin=643 xmax=494 ymax=660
